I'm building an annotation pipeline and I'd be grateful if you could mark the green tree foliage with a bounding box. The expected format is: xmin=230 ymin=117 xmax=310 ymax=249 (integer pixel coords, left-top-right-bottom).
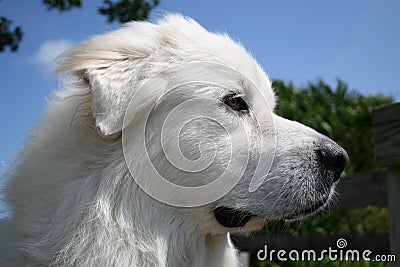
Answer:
xmin=0 ymin=0 xmax=159 ymax=53
xmin=42 ymin=0 xmax=82 ymax=11
xmin=0 ymin=17 xmax=23 ymax=52
xmin=99 ymin=0 xmax=159 ymax=23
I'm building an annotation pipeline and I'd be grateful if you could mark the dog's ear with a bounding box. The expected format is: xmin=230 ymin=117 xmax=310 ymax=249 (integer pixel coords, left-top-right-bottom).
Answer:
xmin=55 ymin=24 xmax=157 ymax=135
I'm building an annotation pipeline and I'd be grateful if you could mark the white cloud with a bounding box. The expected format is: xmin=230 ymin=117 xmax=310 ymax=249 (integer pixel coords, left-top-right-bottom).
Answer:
xmin=0 ymin=161 xmax=6 ymax=175
xmin=33 ymin=39 xmax=74 ymax=73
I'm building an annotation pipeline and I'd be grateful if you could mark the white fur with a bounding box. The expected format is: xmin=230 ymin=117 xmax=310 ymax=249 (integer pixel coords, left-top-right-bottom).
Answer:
xmin=1 ymin=14 xmax=341 ymax=266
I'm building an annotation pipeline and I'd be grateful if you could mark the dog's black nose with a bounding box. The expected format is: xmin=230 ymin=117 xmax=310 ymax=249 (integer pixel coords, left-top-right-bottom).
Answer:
xmin=316 ymin=141 xmax=349 ymax=182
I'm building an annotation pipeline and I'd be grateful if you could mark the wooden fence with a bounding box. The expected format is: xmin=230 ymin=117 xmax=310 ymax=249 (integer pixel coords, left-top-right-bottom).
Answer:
xmin=232 ymin=102 xmax=400 ymax=266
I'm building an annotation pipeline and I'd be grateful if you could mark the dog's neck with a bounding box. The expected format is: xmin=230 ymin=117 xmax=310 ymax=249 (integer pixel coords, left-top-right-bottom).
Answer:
xmin=46 ymin=166 xmax=236 ymax=267
xmin=98 ymin=183 xmax=237 ymax=267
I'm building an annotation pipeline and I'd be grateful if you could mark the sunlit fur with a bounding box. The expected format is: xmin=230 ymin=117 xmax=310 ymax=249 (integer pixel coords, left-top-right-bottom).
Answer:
xmin=2 ymin=14 xmax=339 ymax=266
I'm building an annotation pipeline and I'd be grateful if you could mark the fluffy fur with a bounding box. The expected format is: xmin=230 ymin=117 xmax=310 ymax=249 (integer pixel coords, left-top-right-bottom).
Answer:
xmin=1 ymin=14 xmax=346 ymax=266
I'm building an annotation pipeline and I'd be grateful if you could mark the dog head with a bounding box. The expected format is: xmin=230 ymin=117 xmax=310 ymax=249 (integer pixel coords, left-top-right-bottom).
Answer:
xmin=56 ymin=14 xmax=348 ymax=233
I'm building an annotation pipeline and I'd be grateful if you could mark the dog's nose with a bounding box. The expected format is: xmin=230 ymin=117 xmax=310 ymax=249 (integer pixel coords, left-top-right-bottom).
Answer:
xmin=316 ymin=141 xmax=349 ymax=182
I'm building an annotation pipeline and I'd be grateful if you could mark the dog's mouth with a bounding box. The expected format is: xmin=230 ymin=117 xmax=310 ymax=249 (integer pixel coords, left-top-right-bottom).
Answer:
xmin=281 ymin=199 xmax=327 ymax=221
xmin=213 ymin=207 xmax=254 ymax=228
xmin=214 ymin=199 xmax=329 ymax=228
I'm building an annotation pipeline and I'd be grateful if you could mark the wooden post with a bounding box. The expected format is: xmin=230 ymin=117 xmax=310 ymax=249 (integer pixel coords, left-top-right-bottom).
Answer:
xmin=372 ymin=102 xmax=400 ymax=262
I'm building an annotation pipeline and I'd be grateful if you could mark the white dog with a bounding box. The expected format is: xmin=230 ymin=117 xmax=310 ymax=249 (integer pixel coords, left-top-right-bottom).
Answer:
xmin=1 ymin=14 xmax=348 ymax=266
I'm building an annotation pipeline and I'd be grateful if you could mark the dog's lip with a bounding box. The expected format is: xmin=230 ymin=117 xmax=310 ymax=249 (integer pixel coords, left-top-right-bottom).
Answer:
xmin=281 ymin=199 xmax=328 ymax=221
xmin=214 ymin=191 xmax=333 ymax=226
xmin=214 ymin=199 xmax=328 ymax=227
xmin=213 ymin=207 xmax=254 ymax=228
xmin=280 ymin=184 xmax=337 ymax=222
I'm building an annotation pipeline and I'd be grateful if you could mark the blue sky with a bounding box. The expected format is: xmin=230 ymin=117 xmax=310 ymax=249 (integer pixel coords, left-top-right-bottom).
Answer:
xmin=0 ymin=0 xmax=399 ymax=177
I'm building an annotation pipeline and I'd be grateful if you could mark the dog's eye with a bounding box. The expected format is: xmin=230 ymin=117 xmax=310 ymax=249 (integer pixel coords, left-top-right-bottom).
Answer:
xmin=223 ymin=95 xmax=249 ymax=112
